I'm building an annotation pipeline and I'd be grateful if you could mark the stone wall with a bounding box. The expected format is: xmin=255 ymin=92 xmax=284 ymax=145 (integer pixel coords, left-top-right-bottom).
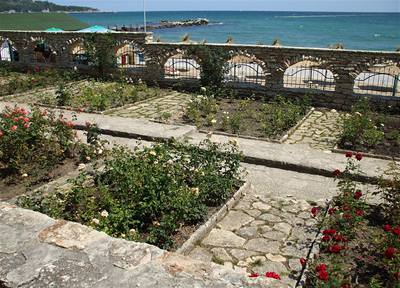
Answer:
xmin=1 ymin=30 xmax=399 ymax=111
xmin=0 ymin=202 xmax=281 ymax=288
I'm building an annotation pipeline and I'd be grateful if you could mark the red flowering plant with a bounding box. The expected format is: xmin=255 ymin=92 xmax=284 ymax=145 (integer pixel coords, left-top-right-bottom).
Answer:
xmin=0 ymin=106 xmax=98 ymax=191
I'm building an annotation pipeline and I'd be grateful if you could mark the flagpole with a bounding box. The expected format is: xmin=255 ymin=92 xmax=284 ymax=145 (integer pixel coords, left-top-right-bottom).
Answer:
xmin=143 ymin=0 xmax=147 ymax=33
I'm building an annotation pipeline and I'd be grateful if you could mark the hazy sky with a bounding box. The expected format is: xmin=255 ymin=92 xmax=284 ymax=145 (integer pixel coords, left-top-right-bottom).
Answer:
xmin=53 ymin=0 xmax=400 ymax=12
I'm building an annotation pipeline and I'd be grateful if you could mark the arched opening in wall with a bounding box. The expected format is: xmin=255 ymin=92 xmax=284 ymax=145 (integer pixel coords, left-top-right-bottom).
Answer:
xmin=34 ymin=41 xmax=56 ymax=64
xmin=354 ymin=65 xmax=399 ymax=97
xmin=164 ymin=53 xmax=200 ymax=80
xmin=71 ymin=43 xmax=89 ymax=66
xmin=0 ymin=39 xmax=19 ymax=62
xmin=283 ymin=61 xmax=335 ymax=91
xmin=225 ymin=55 xmax=266 ymax=86
xmin=116 ymin=44 xmax=146 ymax=68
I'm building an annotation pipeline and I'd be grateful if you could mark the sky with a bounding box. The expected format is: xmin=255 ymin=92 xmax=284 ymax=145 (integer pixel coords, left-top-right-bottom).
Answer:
xmin=53 ymin=0 xmax=400 ymax=13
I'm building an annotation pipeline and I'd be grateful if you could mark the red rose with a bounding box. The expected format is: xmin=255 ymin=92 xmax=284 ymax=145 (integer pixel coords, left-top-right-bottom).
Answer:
xmin=333 ymin=234 xmax=348 ymax=242
xmin=249 ymin=272 xmax=259 ymax=278
xmin=328 ymin=208 xmax=336 ymax=215
xmin=354 ymin=190 xmax=362 ymax=199
xmin=0 ymin=130 xmax=3 ymax=137
xmin=311 ymin=207 xmax=318 ymax=217
xmin=265 ymin=272 xmax=281 ymax=280
xmin=23 ymin=123 xmax=30 ymax=129
xmin=355 ymin=209 xmax=364 ymax=216
xmin=385 ymin=247 xmax=397 ymax=259
xmin=323 ymin=229 xmax=336 ymax=236
xmin=345 ymin=151 xmax=353 ymax=158
xmin=383 ymin=224 xmax=392 ymax=232
xmin=11 ymin=125 xmax=17 ymax=131
xmin=316 ymin=264 xmax=327 ymax=272
xmin=344 ymin=213 xmax=352 ymax=220
xmin=393 ymin=227 xmax=400 ymax=236
xmin=300 ymin=258 xmax=306 ymax=266
xmin=341 ymin=284 xmax=351 ymax=288
xmin=23 ymin=117 xmax=30 ymax=123
xmin=328 ymin=244 xmax=343 ymax=253
xmin=322 ymin=235 xmax=331 ymax=242
xmin=318 ymin=270 xmax=329 ymax=281
xmin=333 ymin=169 xmax=341 ymax=177
xmin=355 ymin=152 xmax=363 ymax=161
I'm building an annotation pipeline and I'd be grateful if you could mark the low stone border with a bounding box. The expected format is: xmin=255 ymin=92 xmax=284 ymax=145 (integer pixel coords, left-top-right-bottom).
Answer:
xmin=197 ymin=107 xmax=315 ymax=144
xmin=177 ymin=181 xmax=252 ymax=255
xmin=333 ymin=146 xmax=400 ymax=162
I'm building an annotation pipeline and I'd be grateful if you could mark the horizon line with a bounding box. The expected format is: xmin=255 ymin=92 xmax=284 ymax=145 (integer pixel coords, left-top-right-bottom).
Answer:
xmin=70 ymin=10 xmax=400 ymax=14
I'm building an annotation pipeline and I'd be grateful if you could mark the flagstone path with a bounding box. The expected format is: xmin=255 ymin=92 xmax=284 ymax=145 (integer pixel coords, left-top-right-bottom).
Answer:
xmin=286 ymin=109 xmax=344 ymax=151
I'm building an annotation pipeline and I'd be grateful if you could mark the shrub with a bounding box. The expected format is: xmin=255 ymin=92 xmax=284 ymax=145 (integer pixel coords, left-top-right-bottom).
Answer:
xmin=18 ymin=139 xmax=244 ymax=249
xmin=260 ymin=95 xmax=310 ymax=137
xmin=340 ymin=99 xmax=385 ymax=149
xmin=0 ymin=106 xmax=76 ymax=178
xmin=375 ymin=161 xmax=400 ymax=225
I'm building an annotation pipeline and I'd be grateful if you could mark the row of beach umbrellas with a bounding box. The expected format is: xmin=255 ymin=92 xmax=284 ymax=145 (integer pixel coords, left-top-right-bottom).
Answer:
xmin=45 ymin=25 xmax=113 ymax=33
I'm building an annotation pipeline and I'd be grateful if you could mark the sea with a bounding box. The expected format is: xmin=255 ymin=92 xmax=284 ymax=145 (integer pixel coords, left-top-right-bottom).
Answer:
xmin=71 ymin=11 xmax=400 ymax=51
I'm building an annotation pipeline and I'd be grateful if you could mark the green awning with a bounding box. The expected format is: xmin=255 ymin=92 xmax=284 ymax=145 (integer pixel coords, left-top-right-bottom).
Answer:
xmin=45 ymin=27 xmax=64 ymax=32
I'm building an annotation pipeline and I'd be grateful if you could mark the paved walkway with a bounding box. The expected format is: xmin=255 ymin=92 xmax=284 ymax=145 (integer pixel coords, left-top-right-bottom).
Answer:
xmin=286 ymin=109 xmax=344 ymax=151
xmin=108 ymin=92 xmax=191 ymax=122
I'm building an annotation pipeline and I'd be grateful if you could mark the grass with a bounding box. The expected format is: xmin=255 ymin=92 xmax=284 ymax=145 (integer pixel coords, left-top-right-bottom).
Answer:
xmin=0 ymin=12 xmax=88 ymax=31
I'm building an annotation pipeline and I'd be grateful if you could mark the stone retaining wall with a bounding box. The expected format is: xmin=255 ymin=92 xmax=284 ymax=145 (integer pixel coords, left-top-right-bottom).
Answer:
xmin=0 ymin=202 xmax=284 ymax=288
xmin=1 ymin=30 xmax=399 ymax=111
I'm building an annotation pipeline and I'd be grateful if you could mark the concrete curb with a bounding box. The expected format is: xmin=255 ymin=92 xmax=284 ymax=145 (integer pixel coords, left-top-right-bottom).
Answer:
xmin=177 ymin=181 xmax=252 ymax=255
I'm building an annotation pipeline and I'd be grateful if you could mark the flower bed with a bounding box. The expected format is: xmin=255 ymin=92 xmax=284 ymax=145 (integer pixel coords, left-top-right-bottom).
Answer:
xmin=17 ymin=139 xmax=244 ymax=250
xmin=0 ymin=106 xmax=102 ymax=200
xmin=10 ymin=80 xmax=166 ymax=113
xmin=305 ymin=152 xmax=400 ymax=287
xmin=183 ymin=88 xmax=310 ymax=140
xmin=338 ymin=99 xmax=400 ymax=158
xmin=0 ymin=67 xmax=70 ymax=97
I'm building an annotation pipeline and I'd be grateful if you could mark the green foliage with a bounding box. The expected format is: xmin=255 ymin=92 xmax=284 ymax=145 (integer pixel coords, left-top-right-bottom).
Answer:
xmin=259 ymin=95 xmax=310 ymax=138
xmin=340 ymin=98 xmax=385 ymax=149
xmin=0 ymin=0 xmax=96 ymax=13
xmin=0 ymin=106 xmax=76 ymax=177
xmin=18 ymin=139 xmax=243 ymax=249
xmin=0 ymin=69 xmax=65 ymax=96
xmin=189 ymin=45 xmax=230 ymax=88
xmin=375 ymin=161 xmax=400 ymax=225
xmin=185 ymin=89 xmax=310 ymax=138
xmin=83 ymin=34 xmax=117 ymax=77
xmin=55 ymin=82 xmax=72 ymax=106
xmin=0 ymin=12 xmax=89 ymax=31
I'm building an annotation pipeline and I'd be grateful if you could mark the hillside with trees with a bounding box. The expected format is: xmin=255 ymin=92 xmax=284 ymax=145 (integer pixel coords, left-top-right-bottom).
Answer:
xmin=0 ymin=0 xmax=97 ymax=13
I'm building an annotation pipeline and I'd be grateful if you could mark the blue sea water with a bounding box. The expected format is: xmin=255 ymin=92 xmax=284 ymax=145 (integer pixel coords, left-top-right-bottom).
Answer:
xmin=71 ymin=11 xmax=400 ymax=51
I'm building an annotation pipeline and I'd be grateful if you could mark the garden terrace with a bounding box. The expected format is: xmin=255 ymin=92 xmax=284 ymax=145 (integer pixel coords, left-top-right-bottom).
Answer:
xmin=6 ymin=80 xmax=169 ymax=113
xmin=0 ymin=30 xmax=398 ymax=112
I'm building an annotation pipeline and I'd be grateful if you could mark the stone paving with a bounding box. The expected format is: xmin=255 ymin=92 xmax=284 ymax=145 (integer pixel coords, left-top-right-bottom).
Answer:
xmin=286 ymin=109 xmax=344 ymax=151
xmin=108 ymin=92 xmax=191 ymax=122
xmin=188 ymin=189 xmax=325 ymax=287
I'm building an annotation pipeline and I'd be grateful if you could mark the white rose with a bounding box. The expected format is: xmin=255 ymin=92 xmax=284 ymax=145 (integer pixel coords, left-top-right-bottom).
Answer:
xmin=78 ymin=163 xmax=86 ymax=170
xmin=91 ymin=218 xmax=100 ymax=225
xmin=100 ymin=210 xmax=109 ymax=218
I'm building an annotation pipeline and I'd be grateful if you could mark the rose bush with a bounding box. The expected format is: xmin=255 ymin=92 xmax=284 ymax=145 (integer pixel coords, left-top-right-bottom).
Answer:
xmin=306 ymin=152 xmax=400 ymax=287
xmin=18 ymin=139 xmax=244 ymax=249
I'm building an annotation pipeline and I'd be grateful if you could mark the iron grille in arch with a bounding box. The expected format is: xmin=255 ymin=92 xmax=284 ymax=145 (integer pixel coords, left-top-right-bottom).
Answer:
xmin=284 ymin=66 xmax=335 ymax=91
xmin=225 ymin=57 xmax=265 ymax=85
xmin=164 ymin=55 xmax=201 ymax=79
xmin=0 ymin=40 xmax=18 ymax=62
xmin=116 ymin=44 xmax=146 ymax=68
xmin=354 ymin=65 xmax=399 ymax=97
